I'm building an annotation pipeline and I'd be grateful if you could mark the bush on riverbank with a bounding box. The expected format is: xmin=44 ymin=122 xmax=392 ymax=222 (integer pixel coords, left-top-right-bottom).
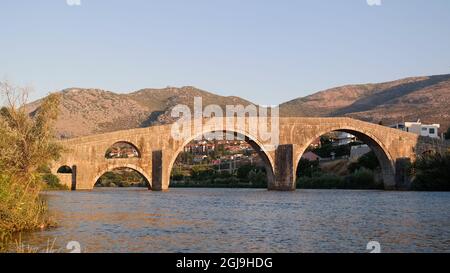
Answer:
xmin=0 ymin=82 xmax=62 ymax=250
xmin=412 ymin=153 xmax=450 ymax=191
xmin=96 ymin=169 xmax=148 ymax=188
xmin=348 ymin=151 xmax=380 ymax=173
xmin=42 ymin=173 xmax=69 ymax=191
xmin=0 ymin=174 xmax=50 ymax=243
xmin=297 ymin=168 xmax=383 ymax=190
xmin=170 ymin=164 xmax=268 ymax=188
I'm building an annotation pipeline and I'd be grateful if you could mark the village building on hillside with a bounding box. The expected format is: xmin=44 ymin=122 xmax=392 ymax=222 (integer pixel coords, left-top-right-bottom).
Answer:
xmin=350 ymin=144 xmax=371 ymax=160
xmin=389 ymin=120 xmax=440 ymax=138
xmin=301 ymin=151 xmax=322 ymax=162
xmin=332 ymin=132 xmax=357 ymax=146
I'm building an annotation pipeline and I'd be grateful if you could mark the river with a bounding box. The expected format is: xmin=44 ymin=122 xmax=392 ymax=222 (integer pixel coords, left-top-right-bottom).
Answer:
xmin=12 ymin=188 xmax=450 ymax=253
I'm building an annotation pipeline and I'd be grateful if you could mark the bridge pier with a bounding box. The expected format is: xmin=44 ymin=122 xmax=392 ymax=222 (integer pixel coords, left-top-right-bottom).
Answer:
xmin=269 ymin=144 xmax=296 ymax=191
xmin=152 ymin=150 xmax=166 ymax=191
xmin=394 ymin=158 xmax=413 ymax=190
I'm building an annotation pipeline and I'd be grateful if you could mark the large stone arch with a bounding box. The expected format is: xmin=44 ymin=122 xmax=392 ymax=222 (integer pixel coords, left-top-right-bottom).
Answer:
xmin=294 ymin=125 xmax=396 ymax=189
xmin=166 ymin=129 xmax=276 ymax=189
xmin=92 ymin=163 xmax=152 ymax=190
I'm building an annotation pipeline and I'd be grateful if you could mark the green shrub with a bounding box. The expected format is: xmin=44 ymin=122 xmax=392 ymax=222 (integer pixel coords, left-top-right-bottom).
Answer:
xmin=445 ymin=127 xmax=450 ymax=140
xmin=296 ymin=158 xmax=321 ymax=178
xmin=297 ymin=174 xmax=345 ymax=189
xmin=412 ymin=153 xmax=450 ymax=191
xmin=42 ymin=173 xmax=69 ymax=191
xmin=0 ymin=174 xmax=53 ymax=250
xmin=348 ymin=151 xmax=380 ymax=173
xmin=344 ymin=168 xmax=383 ymax=189
xmin=248 ymin=169 xmax=267 ymax=187
xmin=297 ymin=169 xmax=383 ymax=190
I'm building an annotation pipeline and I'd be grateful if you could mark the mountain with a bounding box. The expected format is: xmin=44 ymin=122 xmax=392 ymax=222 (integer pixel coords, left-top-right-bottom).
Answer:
xmin=25 ymin=86 xmax=252 ymax=139
xmin=26 ymin=74 xmax=450 ymax=139
xmin=280 ymin=74 xmax=450 ymax=130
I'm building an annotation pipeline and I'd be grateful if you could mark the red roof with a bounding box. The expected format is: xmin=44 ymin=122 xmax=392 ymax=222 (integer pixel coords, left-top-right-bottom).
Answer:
xmin=302 ymin=151 xmax=321 ymax=161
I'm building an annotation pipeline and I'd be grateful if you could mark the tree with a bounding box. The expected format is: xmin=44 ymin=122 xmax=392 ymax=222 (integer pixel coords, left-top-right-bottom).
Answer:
xmin=412 ymin=153 xmax=450 ymax=191
xmin=445 ymin=127 xmax=450 ymax=140
xmin=0 ymin=81 xmax=62 ymax=237
xmin=237 ymin=164 xmax=254 ymax=180
xmin=296 ymin=158 xmax=321 ymax=178
xmin=0 ymin=81 xmax=62 ymax=179
xmin=348 ymin=151 xmax=380 ymax=173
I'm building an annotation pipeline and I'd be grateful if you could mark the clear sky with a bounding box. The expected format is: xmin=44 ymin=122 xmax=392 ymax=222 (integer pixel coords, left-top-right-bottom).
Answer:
xmin=1 ymin=0 xmax=449 ymax=104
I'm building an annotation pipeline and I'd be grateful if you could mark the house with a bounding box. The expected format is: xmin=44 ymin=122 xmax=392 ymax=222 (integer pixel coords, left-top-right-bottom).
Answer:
xmin=301 ymin=151 xmax=321 ymax=161
xmin=390 ymin=120 xmax=440 ymax=138
xmin=193 ymin=155 xmax=208 ymax=164
xmin=332 ymin=132 xmax=356 ymax=146
xmin=309 ymin=137 xmax=321 ymax=148
xmin=350 ymin=144 xmax=371 ymax=160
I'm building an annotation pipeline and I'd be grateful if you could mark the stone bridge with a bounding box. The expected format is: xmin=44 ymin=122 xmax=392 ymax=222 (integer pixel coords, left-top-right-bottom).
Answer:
xmin=51 ymin=117 xmax=425 ymax=191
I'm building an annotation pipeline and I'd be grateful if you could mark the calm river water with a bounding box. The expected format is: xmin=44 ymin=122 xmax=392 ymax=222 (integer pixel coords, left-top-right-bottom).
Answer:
xmin=13 ymin=188 xmax=450 ymax=253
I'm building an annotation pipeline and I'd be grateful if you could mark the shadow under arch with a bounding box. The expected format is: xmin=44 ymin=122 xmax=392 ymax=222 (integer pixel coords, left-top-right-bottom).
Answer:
xmin=295 ymin=127 xmax=396 ymax=189
xmin=167 ymin=130 xmax=276 ymax=188
xmin=93 ymin=164 xmax=152 ymax=190
xmin=105 ymin=141 xmax=142 ymax=159
xmin=57 ymin=165 xmax=73 ymax=173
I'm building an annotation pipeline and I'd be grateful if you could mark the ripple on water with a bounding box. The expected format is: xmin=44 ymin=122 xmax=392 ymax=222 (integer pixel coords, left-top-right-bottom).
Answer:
xmin=10 ymin=188 xmax=450 ymax=253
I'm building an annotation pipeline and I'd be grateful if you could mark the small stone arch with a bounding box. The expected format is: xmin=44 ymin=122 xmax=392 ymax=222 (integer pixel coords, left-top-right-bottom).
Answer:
xmin=167 ymin=129 xmax=276 ymax=188
xmin=105 ymin=141 xmax=141 ymax=159
xmin=57 ymin=165 xmax=73 ymax=173
xmin=92 ymin=164 xmax=152 ymax=190
xmin=295 ymin=126 xmax=396 ymax=189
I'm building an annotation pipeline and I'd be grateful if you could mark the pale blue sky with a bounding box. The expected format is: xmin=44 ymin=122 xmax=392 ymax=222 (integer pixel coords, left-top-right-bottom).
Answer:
xmin=1 ymin=0 xmax=449 ymax=104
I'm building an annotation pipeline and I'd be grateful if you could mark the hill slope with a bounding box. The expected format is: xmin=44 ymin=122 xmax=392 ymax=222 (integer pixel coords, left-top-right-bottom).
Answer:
xmin=26 ymin=86 xmax=252 ymax=138
xmin=280 ymin=74 xmax=450 ymax=130
xmin=26 ymin=74 xmax=450 ymax=139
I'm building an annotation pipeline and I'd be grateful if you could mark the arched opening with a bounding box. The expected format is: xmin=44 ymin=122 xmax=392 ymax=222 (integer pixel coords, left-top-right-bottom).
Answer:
xmin=105 ymin=142 xmax=141 ymax=159
xmin=57 ymin=165 xmax=73 ymax=174
xmin=170 ymin=131 xmax=274 ymax=189
xmin=296 ymin=129 xmax=394 ymax=190
xmin=94 ymin=167 xmax=150 ymax=189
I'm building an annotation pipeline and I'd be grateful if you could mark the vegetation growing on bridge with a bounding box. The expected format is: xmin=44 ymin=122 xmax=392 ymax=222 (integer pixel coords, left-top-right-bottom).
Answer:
xmin=0 ymin=82 xmax=63 ymax=251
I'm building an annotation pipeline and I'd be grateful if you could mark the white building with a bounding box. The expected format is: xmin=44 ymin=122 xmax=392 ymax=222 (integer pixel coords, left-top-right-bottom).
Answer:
xmin=390 ymin=120 xmax=440 ymax=138
xmin=332 ymin=132 xmax=356 ymax=146
xmin=350 ymin=144 xmax=371 ymax=160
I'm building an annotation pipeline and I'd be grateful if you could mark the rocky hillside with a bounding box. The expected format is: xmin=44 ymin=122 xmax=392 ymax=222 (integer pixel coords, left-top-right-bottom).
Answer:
xmin=26 ymin=74 xmax=450 ymax=139
xmin=26 ymin=86 xmax=252 ymax=139
xmin=281 ymin=74 xmax=450 ymax=130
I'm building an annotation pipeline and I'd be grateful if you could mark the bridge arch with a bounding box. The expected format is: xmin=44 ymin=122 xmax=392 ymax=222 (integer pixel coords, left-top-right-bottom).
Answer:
xmin=92 ymin=164 xmax=152 ymax=189
xmin=295 ymin=126 xmax=396 ymax=189
xmin=167 ymin=129 xmax=276 ymax=188
xmin=57 ymin=165 xmax=73 ymax=173
xmin=105 ymin=141 xmax=141 ymax=159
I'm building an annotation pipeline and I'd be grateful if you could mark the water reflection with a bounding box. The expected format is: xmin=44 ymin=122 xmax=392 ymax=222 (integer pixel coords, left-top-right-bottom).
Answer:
xmin=11 ymin=188 xmax=450 ymax=253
